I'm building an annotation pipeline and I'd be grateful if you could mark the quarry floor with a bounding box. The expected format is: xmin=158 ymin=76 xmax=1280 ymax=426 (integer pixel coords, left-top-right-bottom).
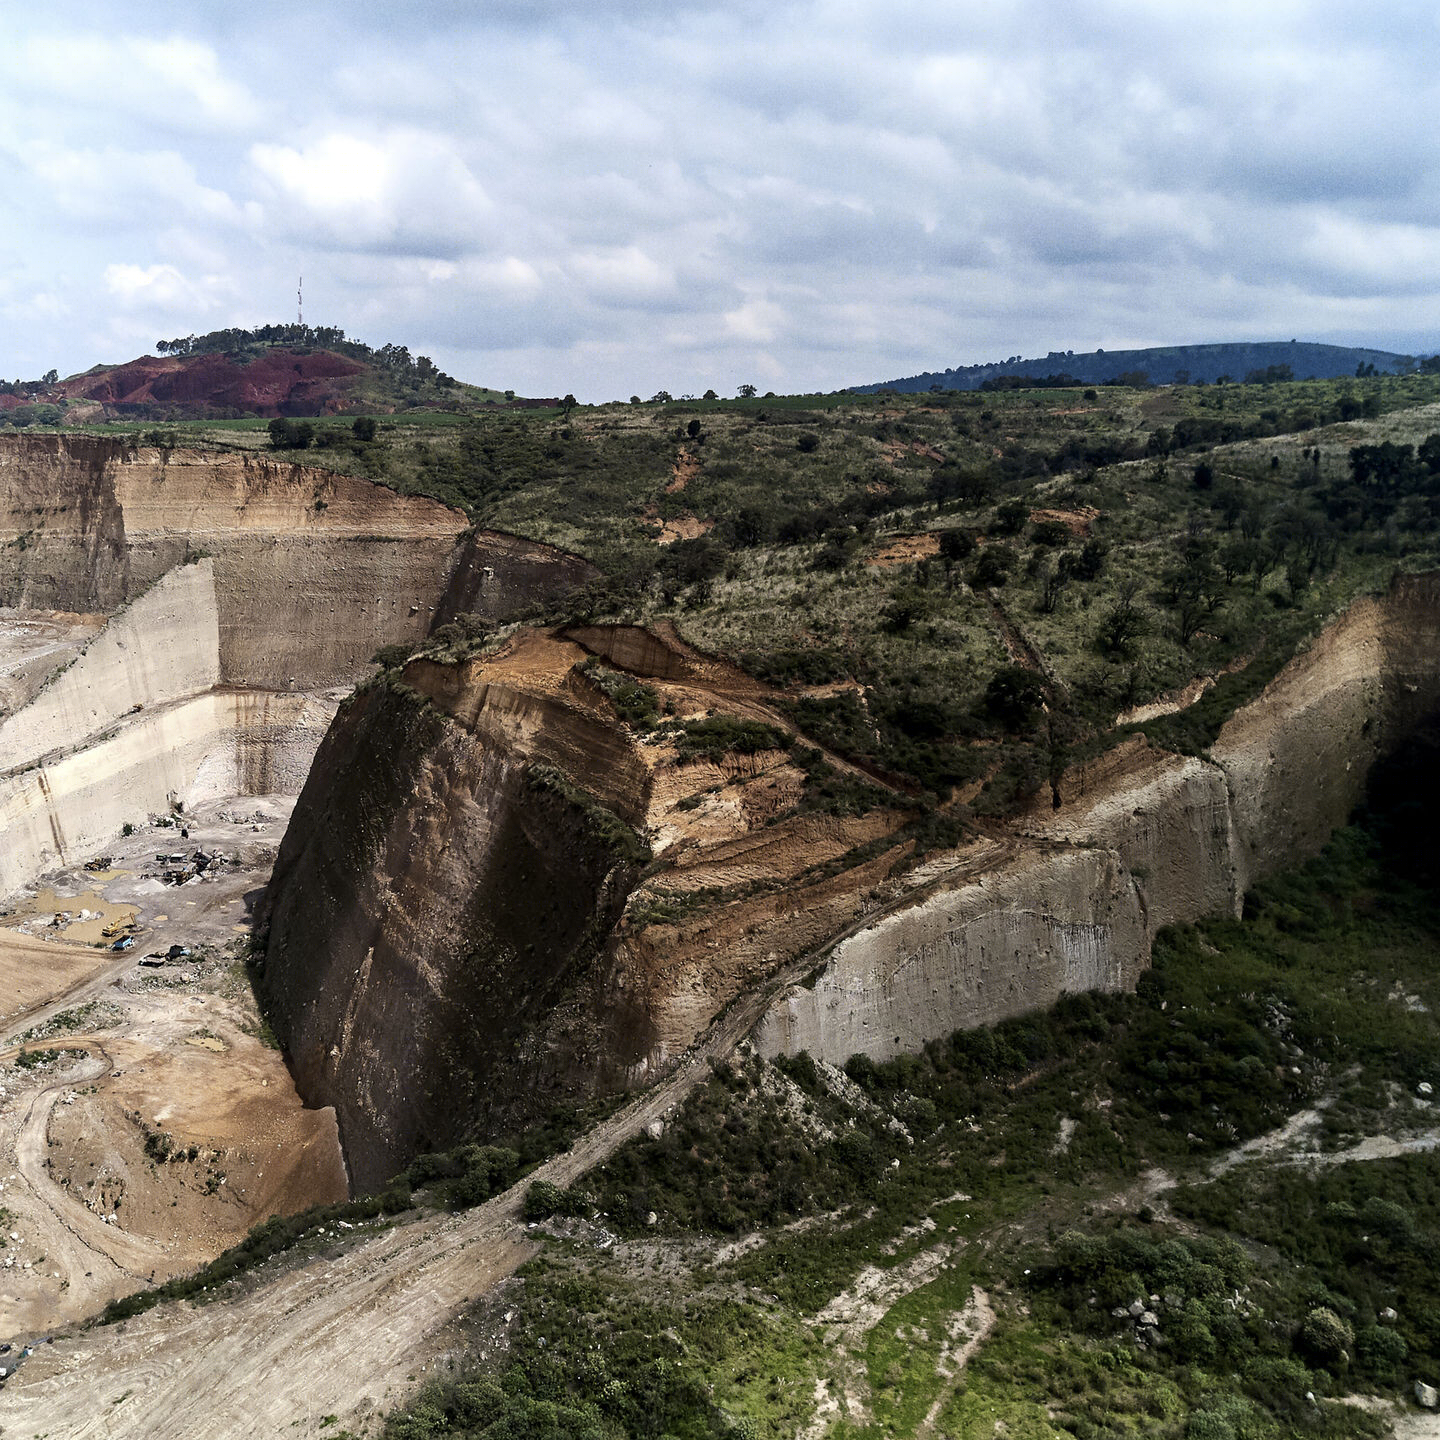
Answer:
xmin=0 ymin=797 xmax=347 ymax=1340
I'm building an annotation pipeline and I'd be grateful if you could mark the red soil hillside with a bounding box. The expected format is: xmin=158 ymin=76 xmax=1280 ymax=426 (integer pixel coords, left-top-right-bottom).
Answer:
xmin=59 ymin=348 xmax=371 ymax=418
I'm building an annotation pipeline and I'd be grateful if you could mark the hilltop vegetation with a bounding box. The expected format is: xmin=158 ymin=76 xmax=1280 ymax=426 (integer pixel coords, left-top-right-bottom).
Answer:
xmin=40 ymin=367 xmax=1440 ymax=824
xmin=0 ymin=324 xmax=521 ymax=422
xmin=855 ymin=340 xmax=1426 ymax=393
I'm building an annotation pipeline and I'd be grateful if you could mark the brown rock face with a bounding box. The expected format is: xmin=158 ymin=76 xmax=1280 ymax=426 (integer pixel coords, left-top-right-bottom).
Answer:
xmin=261 ymin=578 xmax=1440 ymax=1189
xmin=0 ymin=435 xmax=465 ymax=684
xmin=59 ymin=348 xmax=371 ymax=417
xmin=0 ymin=435 xmax=598 ymax=689
xmin=258 ymin=659 xmax=650 ymax=1191
xmin=257 ymin=627 xmax=915 ymax=1185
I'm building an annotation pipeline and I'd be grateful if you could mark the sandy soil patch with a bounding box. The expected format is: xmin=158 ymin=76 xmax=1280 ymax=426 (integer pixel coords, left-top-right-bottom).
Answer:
xmin=0 ymin=794 xmax=346 ymax=1336
xmin=1116 ymin=674 xmax=1215 ymax=726
xmin=1029 ymin=505 xmax=1100 ymax=536
xmin=654 ymin=512 xmax=714 ymax=545
xmin=868 ymin=534 xmax=941 ymax=566
xmin=667 ymin=449 xmax=700 ymax=493
xmin=0 ymin=931 xmax=118 ymax=1027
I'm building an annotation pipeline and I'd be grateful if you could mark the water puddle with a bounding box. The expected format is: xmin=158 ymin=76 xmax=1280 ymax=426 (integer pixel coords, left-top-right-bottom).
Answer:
xmin=1 ymin=888 xmax=139 ymax=946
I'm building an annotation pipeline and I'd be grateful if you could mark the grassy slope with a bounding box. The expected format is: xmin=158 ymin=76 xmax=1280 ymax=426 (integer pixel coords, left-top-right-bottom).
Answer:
xmin=57 ymin=372 xmax=1440 ymax=812
xmin=376 ymin=813 xmax=1440 ymax=1440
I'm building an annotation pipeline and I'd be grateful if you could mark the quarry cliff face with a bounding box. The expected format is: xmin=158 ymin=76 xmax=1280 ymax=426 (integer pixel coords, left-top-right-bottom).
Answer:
xmin=0 ymin=435 xmax=594 ymax=894
xmin=757 ymin=573 xmax=1440 ymax=1064
xmin=257 ymin=637 xmax=653 ymax=1190
xmin=0 ymin=435 xmax=463 ymax=687
xmin=258 ymin=577 xmax=1440 ymax=1187
xmin=258 ymin=627 xmax=914 ymax=1184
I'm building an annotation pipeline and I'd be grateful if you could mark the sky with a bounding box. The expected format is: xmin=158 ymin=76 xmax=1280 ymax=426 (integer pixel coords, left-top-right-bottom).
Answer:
xmin=3 ymin=0 xmax=1440 ymax=401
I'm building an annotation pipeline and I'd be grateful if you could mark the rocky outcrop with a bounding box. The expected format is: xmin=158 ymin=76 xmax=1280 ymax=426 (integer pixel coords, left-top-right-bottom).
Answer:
xmin=0 ymin=437 xmax=466 ymax=687
xmin=257 ymin=627 xmax=914 ymax=1184
xmin=0 ymin=560 xmax=220 ymax=773
xmin=756 ymin=573 xmax=1440 ymax=1064
xmin=257 ymin=573 xmax=1440 ymax=1189
xmin=257 ymin=660 xmax=650 ymax=1191
xmin=758 ymin=848 xmax=1146 ymax=1062
xmin=436 ymin=529 xmax=600 ymax=625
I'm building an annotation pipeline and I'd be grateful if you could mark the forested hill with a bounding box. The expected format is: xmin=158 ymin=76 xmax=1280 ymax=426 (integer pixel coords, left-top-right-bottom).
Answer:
xmin=854 ymin=340 xmax=1416 ymax=393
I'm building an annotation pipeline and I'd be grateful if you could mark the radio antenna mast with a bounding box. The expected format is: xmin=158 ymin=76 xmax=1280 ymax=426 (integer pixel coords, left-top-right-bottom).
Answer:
xmin=297 ymin=276 xmax=303 ymax=327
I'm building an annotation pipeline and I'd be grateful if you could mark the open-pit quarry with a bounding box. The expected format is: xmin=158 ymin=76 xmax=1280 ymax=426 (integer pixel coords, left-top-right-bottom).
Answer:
xmin=0 ymin=436 xmax=595 ymax=1393
xmin=0 ymin=432 xmax=1439 ymax=1436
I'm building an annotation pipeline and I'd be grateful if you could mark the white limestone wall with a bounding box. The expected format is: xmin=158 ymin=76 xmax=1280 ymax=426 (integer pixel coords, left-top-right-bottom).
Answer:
xmin=0 ymin=690 xmax=333 ymax=896
xmin=1028 ymin=753 xmax=1242 ymax=932
xmin=756 ymin=848 xmax=1147 ymax=1064
xmin=757 ymin=578 xmax=1440 ymax=1069
xmin=0 ymin=560 xmax=220 ymax=773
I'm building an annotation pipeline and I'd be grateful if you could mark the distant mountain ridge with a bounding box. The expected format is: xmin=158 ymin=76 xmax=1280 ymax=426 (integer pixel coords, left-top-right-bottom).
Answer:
xmin=853 ymin=341 xmax=1418 ymax=393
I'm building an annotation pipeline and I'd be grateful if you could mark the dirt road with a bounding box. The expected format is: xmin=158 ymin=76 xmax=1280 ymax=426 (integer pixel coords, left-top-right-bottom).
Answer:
xmin=0 ymin=830 xmax=1042 ymax=1437
xmin=0 ymin=850 xmax=879 ymax=1439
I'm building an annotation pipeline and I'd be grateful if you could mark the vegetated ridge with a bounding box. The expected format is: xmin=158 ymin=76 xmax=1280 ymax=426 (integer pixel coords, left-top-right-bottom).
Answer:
xmin=0 ymin=323 xmax=550 ymax=424
xmin=854 ymin=340 xmax=1426 ymax=392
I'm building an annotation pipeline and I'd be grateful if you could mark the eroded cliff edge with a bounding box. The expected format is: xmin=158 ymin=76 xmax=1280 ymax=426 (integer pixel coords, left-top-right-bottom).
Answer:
xmin=256 ymin=637 xmax=654 ymax=1190
xmin=757 ymin=572 xmax=1440 ymax=1062
xmin=259 ymin=575 xmax=1440 ymax=1190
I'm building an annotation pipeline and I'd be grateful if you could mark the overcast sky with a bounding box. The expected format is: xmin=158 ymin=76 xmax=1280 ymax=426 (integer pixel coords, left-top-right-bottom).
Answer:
xmin=3 ymin=0 xmax=1439 ymax=400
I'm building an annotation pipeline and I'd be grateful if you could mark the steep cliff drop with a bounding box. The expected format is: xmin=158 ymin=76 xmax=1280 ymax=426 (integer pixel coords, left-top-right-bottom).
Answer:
xmin=0 ymin=435 xmax=598 ymax=1322
xmin=258 ymin=624 xmax=920 ymax=1187
xmin=0 ymin=435 xmax=596 ymax=888
xmin=260 ymin=578 xmax=1440 ymax=1191
xmin=756 ymin=572 xmax=1440 ymax=1064
xmin=257 ymin=637 xmax=652 ymax=1191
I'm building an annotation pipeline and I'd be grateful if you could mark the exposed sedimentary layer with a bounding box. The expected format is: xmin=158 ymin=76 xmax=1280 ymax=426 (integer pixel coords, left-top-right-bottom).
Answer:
xmin=0 ymin=436 xmax=468 ymax=687
xmin=0 ymin=689 xmax=332 ymax=896
xmin=258 ymin=626 xmax=915 ymax=1184
xmin=0 ymin=436 xmax=598 ymax=893
xmin=260 ymin=575 xmax=1440 ymax=1181
xmin=757 ymin=848 xmax=1146 ymax=1062
xmin=258 ymin=664 xmax=645 ymax=1191
xmin=755 ymin=573 xmax=1440 ymax=1063
xmin=436 ymin=529 xmax=601 ymax=625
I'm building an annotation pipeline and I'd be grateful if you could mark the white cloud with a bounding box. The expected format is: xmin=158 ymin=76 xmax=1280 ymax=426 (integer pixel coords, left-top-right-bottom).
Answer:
xmin=2 ymin=1 xmax=1439 ymax=398
xmin=723 ymin=297 xmax=785 ymax=343
xmin=16 ymin=142 xmax=252 ymax=230
xmin=103 ymin=262 xmax=229 ymax=314
xmin=249 ymin=130 xmax=493 ymax=256
xmin=1 ymin=32 xmax=260 ymax=134
xmin=568 ymin=247 xmax=677 ymax=306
